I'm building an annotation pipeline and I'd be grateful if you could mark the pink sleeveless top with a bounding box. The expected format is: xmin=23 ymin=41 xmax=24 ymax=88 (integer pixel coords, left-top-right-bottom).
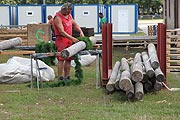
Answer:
xmin=54 ymin=12 xmax=74 ymax=60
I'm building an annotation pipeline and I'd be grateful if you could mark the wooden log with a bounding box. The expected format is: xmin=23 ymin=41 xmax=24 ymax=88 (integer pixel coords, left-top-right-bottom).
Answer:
xmin=135 ymin=82 xmax=144 ymax=100
xmin=126 ymin=85 xmax=135 ymax=101
xmin=106 ymin=61 xmax=120 ymax=93
xmin=131 ymin=53 xmax=143 ymax=82
xmin=61 ymin=36 xmax=97 ymax=58
xmin=149 ymin=76 xmax=156 ymax=83
xmin=155 ymin=67 xmax=165 ymax=82
xmin=143 ymin=80 xmax=153 ymax=92
xmin=61 ymin=41 xmax=86 ymax=58
xmin=114 ymin=69 xmax=121 ymax=90
xmin=142 ymin=71 xmax=149 ymax=83
xmin=0 ymin=37 xmax=22 ymax=50
xmin=121 ymin=57 xmax=130 ymax=72
xmin=119 ymin=70 xmax=133 ymax=91
xmin=142 ymin=66 xmax=149 ymax=83
xmin=141 ymin=51 xmax=155 ymax=78
xmin=129 ymin=59 xmax=134 ymax=66
xmin=0 ymin=50 xmax=35 ymax=55
xmin=154 ymin=80 xmax=162 ymax=91
xmin=147 ymin=43 xmax=160 ymax=69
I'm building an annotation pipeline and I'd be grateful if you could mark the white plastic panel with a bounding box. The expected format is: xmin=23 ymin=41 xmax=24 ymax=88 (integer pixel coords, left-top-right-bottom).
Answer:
xmin=0 ymin=5 xmax=10 ymax=25
xmin=74 ymin=5 xmax=98 ymax=33
xmin=110 ymin=4 xmax=138 ymax=34
xmin=46 ymin=5 xmax=62 ymax=23
xmin=17 ymin=5 xmax=42 ymax=25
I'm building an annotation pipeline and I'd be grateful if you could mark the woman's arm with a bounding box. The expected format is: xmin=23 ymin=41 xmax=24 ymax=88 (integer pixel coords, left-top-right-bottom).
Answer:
xmin=72 ymin=19 xmax=84 ymax=37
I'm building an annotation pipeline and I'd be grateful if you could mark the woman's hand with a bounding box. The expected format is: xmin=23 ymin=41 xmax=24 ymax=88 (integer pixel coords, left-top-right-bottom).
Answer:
xmin=72 ymin=37 xmax=79 ymax=43
xmin=80 ymin=31 xmax=84 ymax=37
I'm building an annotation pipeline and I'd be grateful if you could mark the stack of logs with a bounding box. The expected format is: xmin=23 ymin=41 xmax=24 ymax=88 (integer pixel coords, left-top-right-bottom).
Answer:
xmin=106 ymin=43 xmax=165 ymax=101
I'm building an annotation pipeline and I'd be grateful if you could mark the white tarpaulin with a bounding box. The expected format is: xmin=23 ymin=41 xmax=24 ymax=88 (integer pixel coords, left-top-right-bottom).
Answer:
xmin=0 ymin=56 xmax=55 ymax=83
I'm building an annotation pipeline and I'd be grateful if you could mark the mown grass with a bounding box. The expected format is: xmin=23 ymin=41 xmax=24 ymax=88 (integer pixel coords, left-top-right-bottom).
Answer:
xmin=0 ymin=47 xmax=180 ymax=120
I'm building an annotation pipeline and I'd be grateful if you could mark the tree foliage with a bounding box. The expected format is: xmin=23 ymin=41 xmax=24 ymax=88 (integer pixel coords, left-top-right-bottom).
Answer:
xmin=0 ymin=0 xmax=163 ymax=14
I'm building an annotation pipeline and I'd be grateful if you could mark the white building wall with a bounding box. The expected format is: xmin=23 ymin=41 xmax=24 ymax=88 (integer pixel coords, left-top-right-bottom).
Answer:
xmin=17 ymin=5 xmax=42 ymax=25
xmin=46 ymin=5 xmax=61 ymax=23
xmin=110 ymin=4 xmax=138 ymax=34
xmin=0 ymin=5 xmax=10 ymax=25
xmin=74 ymin=5 xmax=98 ymax=33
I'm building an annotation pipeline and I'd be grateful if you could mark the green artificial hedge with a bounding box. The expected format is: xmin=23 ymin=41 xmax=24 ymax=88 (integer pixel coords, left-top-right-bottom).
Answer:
xmin=35 ymin=40 xmax=56 ymax=65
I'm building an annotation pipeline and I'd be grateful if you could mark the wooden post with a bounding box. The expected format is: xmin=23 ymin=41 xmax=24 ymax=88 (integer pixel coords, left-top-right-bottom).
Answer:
xmin=148 ymin=43 xmax=160 ymax=69
xmin=143 ymin=80 xmax=153 ymax=92
xmin=121 ymin=57 xmax=130 ymax=72
xmin=119 ymin=70 xmax=133 ymax=91
xmin=154 ymin=67 xmax=165 ymax=82
xmin=141 ymin=51 xmax=155 ymax=78
xmin=114 ymin=70 xmax=121 ymax=90
xmin=131 ymin=53 xmax=143 ymax=82
xmin=142 ymin=67 xmax=149 ymax=83
xmin=119 ymin=57 xmax=133 ymax=91
xmin=126 ymin=86 xmax=135 ymax=101
xmin=106 ymin=61 xmax=120 ymax=93
xmin=135 ymin=82 xmax=144 ymax=100
xmin=102 ymin=24 xmax=108 ymax=86
xmin=154 ymin=80 xmax=163 ymax=91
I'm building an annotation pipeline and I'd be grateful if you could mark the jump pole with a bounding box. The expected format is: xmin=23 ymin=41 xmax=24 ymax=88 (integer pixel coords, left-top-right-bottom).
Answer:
xmin=157 ymin=23 xmax=166 ymax=78
xmin=107 ymin=23 xmax=113 ymax=70
xmin=102 ymin=23 xmax=113 ymax=87
xmin=157 ymin=23 xmax=167 ymax=84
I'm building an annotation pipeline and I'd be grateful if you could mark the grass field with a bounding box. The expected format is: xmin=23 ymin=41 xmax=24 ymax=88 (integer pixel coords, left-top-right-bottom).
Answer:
xmin=0 ymin=47 xmax=180 ymax=120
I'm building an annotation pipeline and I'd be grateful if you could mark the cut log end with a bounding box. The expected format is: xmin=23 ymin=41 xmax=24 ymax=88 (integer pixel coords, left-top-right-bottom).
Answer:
xmin=147 ymin=70 xmax=155 ymax=78
xmin=127 ymin=92 xmax=134 ymax=101
xmin=115 ymin=82 xmax=120 ymax=90
xmin=142 ymin=73 xmax=149 ymax=83
xmin=135 ymin=92 xmax=144 ymax=100
xmin=60 ymin=50 xmax=69 ymax=58
xmin=154 ymin=81 xmax=162 ymax=91
xmin=135 ymin=82 xmax=144 ymax=100
xmin=106 ymin=84 xmax=115 ymax=93
xmin=89 ymin=36 xmax=97 ymax=44
xmin=156 ymin=74 xmax=165 ymax=82
xmin=131 ymin=71 xmax=143 ymax=82
xmin=151 ymin=62 xmax=159 ymax=69
xmin=119 ymin=78 xmax=133 ymax=91
xmin=144 ymin=81 xmax=153 ymax=92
